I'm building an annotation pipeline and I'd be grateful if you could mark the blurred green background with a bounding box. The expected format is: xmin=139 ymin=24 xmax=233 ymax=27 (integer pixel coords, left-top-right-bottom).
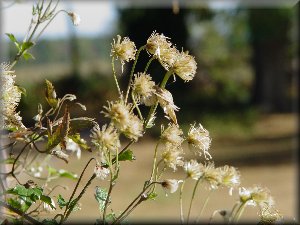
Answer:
xmin=1 ymin=1 xmax=298 ymax=222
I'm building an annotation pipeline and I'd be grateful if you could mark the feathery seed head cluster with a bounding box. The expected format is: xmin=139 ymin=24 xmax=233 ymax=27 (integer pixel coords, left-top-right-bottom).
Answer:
xmin=146 ymin=31 xmax=172 ymax=59
xmin=1 ymin=63 xmax=25 ymax=130
xmin=200 ymin=162 xmax=221 ymax=190
xmin=217 ymin=165 xmax=240 ymax=194
xmin=162 ymin=146 xmax=184 ymax=171
xmin=102 ymin=100 xmax=143 ymax=141
xmin=160 ymin=123 xmax=184 ymax=147
xmin=187 ymin=123 xmax=212 ymax=160
xmin=259 ymin=207 xmax=283 ymax=224
xmin=239 ymin=186 xmax=274 ymax=208
xmin=132 ymin=72 xmax=156 ymax=106
xmin=111 ymin=35 xmax=136 ymax=70
xmin=155 ymin=87 xmax=179 ymax=124
xmin=90 ymin=124 xmax=120 ymax=153
xmin=183 ymin=160 xmax=202 ymax=180
xmin=173 ymin=51 xmax=197 ymax=82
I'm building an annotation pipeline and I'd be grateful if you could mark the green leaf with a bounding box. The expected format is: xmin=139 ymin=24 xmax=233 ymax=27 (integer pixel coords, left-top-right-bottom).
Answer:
xmin=40 ymin=195 xmax=56 ymax=209
xmin=6 ymin=33 xmax=17 ymax=43
xmin=147 ymin=192 xmax=158 ymax=200
xmin=68 ymin=117 xmax=97 ymax=135
xmin=47 ymin=166 xmax=58 ymax=177
xmin=23 ymin=52 xmax=35 ymax=60
xmin=21 ymin=41 xmax=34 ymax=51
xmin=69 ymin=133 xmax=91 ymax=152
xmin=57 ymin=194 xmax=67 ymax=209
xmin=46 ymin=108 xmax=70 ymax=152
xmin=57 ymin=169 xmax=78 ymax=180
xmin=94 ymin=186 xmax=108 ymax=212
xmin=118 ymin=149 xmax=135 ymax=162
xmin=7 ymin=198 xmax=22 ymax=210
xmin=45 ymin=80 xmax=58 ymax=109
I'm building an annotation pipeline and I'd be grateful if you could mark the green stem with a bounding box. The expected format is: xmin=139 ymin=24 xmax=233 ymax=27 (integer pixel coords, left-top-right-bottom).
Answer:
xmin=111 ymin=56 xmax=122 ymax=97
xmin=149 ymin=141 xmax=160 ymax=182
xmin=180 ymin=179 xmax=186 ymax=224
xmin=187 ymin=179 xmax=201 ymax=223
xmin=131 ymin=92 xmax=143 ymax=121
xmin=195 ymin=190 xmax=212 ymax=223
xmin=144 ymin=57 xmax=154 ymax=73
xmin=125 ymin=45 xmax=146 ymax=103
xmin=232 ymin=202 xmax=246 ymax=223
xmin=112 ymin=182 xmax=156 ymax=225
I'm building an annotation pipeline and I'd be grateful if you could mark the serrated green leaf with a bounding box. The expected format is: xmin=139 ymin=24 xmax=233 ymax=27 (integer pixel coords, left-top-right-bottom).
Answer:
xmin=45 ymin=80 xmax=58 ymax=109
xmin=58 ymin=169 xmax=78 ymax=180
xmin=57 ymin=194 xmax=67 ymax=209
xmin=69 ymin=133 xmax=91 ymax=152
xmin=21 ymin=41 xmax=34 ymax=51
xmin=40 ymin=195 xmax=56 ymax=209
xmin=94 ymin=186 xmax=108 ymax=212
xmin=23 ymin=52 xmax=35 ymax=60
xmin=7 ymin=198 xmax=22 ymax=210
xmin=118 ymin=149 xmax=135 ymax=162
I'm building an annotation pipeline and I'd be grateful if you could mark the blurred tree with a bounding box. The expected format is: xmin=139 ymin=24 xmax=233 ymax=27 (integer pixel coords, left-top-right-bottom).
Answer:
xmin=248 ymin=8 xmax=293 ymax=112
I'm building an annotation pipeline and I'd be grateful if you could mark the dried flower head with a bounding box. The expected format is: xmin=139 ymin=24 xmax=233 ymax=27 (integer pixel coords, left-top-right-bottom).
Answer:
xmin=155 ymin=86 xmax=179 ymax=124
xmin=161 ymin=179 xmax=182 ymax=194
xmin=239 ymin=186 xmax=275 ymax=208
xmin=111 ymin=35 xmax=136 ymax=71
xmin=1 ymin=63 xmax=25 ymax=130
xmin=102 ymin=101 xmax=143 ymax=141
xmin=68 ymin=12 xmax=81 ymax=26
xmin=162 ymin=146 xmax=184 ymax=171
xmin=132 ymin=72 xmax=156 ymax=106
xmin=146 ymin=31 xmax=172 ymax=59
xmin=187 ymin=123 xmax=212 ymax=160
xmin=259 ymin=207 xmax=283 ymax=224
xmin=102 ymin=100 xmax=131 ymax=130
xmin=217 ymin=165 xmax=240 ymax=194
xmin=172 ymin=51 xmax=197 ymax=82
xmin=94 ymin=164 xmax=110 ymax=180
xmin=183 ymin=160 xmax=202 ymax=180
xmin=160 ymin=123 xmax=184 ymax=147
xmin=159 ymin=46 xmax=179 ymax=70
xmin=122 ymin=114 xmax=144 ymax=141
xmin=90 ymin=124 xmax=120 ymax=153
xmin=200 ymin=162 xmax=222 ymax=190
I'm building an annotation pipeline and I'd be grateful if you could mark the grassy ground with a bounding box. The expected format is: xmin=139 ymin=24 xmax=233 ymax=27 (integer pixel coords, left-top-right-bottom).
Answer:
xmin=6 ymin=113 xmax=298 ymax=223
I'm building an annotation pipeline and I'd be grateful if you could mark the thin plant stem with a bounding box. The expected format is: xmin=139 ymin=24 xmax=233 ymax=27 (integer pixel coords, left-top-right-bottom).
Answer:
xmin=180 ymin=179 xmax=186 ymax=224
xmin=62 ymin=158 xmax=96 ymax=221
xmin=111 ymin=57 xmax=122 ymax=96
xmin=232 ymin=202 xmax=246 ymax=223
xmin=187 ymin=179 xmax=201 ymax=223
xmin=144 ymin=57 xmax=154 ymax=73
xmin=112 ymin=182 xmax=157 ymax=225
xmin=149 ymin=141 xmax=160 ymax=182
xmin=131 ymin=92 xmax=143 ymax=121
xmin=195 ymin=190 xmax=213 ymax=223
xmin=125 ymin=45 xmax=146 ymax=103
